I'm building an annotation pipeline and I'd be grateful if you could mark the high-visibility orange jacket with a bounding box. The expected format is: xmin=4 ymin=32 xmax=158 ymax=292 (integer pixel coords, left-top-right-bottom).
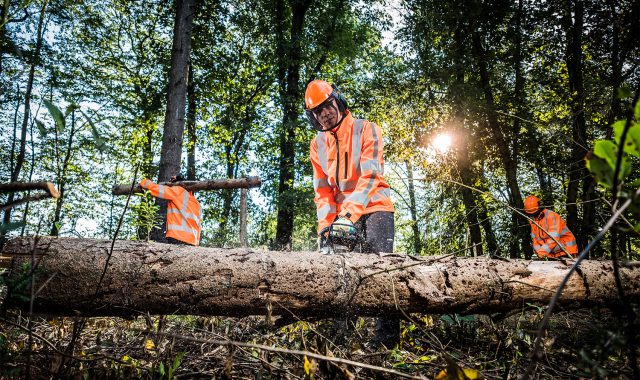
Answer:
xmin=529 ymin=208 xmax=578 ymax=258
xmin=310 ymin=112 xmax=394 ymax=233
xmin=140 ymin=179 xmax=202 ymax=246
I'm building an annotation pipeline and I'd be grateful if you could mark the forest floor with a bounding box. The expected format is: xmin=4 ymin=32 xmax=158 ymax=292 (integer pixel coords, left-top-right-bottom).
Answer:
xmin=0 ymin=307 xmax=634 ymax=379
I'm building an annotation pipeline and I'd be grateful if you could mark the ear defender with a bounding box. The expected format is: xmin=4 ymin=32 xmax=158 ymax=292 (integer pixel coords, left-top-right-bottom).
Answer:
xmin=331 ymin=84 xmax=348 ymax=110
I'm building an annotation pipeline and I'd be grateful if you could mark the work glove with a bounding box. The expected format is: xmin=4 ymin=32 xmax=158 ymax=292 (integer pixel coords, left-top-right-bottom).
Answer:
xmin=329 ymin=217 xmax=356 ymax=237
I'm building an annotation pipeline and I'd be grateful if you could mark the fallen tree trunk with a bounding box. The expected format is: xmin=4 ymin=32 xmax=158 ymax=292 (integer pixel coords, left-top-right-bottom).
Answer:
xmin=2 ymin=237 xmax=638 ymax=318
xmin=0 ymin=182 xmax=59 ymax=198
xmin=112 ymin=176 xmax=261 ymax=195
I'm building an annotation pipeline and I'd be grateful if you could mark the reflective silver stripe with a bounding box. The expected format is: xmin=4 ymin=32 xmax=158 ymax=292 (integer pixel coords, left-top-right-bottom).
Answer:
xmin=316 ymin=133 xmax=328 ymax=175
xmin=549 ymin=232 xmax=560 ymax=238
xmin=338 ymin=179 xmax=358 ymax=190
xmin=531 ymin=233 xmax=536 ymax=238
xmin=317 ymin=204 xmax=336 ymax=220
xmin=347 ymin=122 xmax=379 ymax=208
xmin=352 ymin=119 xmax=364 ymax=177
xmin=158 ymin=184 xmax=166 ymax=198
xmin=380 ymin=187 xmax=390 ymax=197
xmin=314 ymin=177 xmax=330 ymax=189
xmin=565 ymin=240 xmax=577 ymax=247
xmin=560 ymin=227 xmax=569 ymax=235
xmin=534 ymin=244 xmax=551 ymax=253
xmin=361 ymin=158 xmax=381 ymax=172
xmin=167 ymin=208 xmax=201 ymax=227
xmin=167 ymin=223 xmax=199 ymax=242
xmin=167 ymin=224 xmax=198 ymax=234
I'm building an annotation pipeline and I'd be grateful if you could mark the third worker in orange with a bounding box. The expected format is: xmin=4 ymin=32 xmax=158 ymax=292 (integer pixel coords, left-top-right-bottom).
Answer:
xmin=524 ymin=195 xmax=578 ymax=259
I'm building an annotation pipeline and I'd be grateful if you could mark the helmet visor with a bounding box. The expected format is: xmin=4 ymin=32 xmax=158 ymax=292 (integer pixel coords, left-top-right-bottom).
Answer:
xmin=305 ymin=96 xmax=346 ymax=132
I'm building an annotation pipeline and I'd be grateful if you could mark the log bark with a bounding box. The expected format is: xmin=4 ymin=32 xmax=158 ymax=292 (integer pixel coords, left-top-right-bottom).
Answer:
xmin=0 ymin=182 xmax=59 ymax=198
xmin=111 ymin=177 xmax=261 ymax=195
xmin=2 ymin=237 xmax=640 ymax=318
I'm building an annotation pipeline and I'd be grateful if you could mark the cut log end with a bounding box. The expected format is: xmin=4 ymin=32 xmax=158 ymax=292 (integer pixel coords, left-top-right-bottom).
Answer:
xmin=46 ymin=182 xmax=60 ymax=198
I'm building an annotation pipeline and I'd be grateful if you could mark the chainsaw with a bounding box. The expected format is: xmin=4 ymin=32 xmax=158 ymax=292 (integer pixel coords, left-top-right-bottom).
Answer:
xmin=318 ymin=221 xmax=364 ymax=254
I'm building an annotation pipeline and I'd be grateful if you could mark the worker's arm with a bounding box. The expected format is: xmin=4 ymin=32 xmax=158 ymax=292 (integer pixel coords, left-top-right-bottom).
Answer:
xmin=340 ymin=122 xmax=387 ymax=222
xmin=310 ymin=139 xmax=337 ymax=234
xmin=139 ymin=178 xmax=184 ymax=202
xmin=543 ymin=211 xmax=564 ymax=253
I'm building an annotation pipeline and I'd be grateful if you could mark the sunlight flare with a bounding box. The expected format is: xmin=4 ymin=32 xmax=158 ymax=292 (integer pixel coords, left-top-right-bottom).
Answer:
xmin=432 ymin=133 xmax=453 ymax=154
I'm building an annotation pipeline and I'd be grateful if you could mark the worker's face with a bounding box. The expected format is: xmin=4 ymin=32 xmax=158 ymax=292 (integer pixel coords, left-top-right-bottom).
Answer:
xmin=526 ymin=208 xmax=541 ymax=218
xmin=314 ymin=98 xmax=342 ymax=129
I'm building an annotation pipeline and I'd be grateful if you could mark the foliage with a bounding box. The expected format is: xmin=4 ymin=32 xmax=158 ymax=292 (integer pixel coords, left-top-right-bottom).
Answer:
xmin=131 ymin=190 xmax=161 ymax=242
xmin=587 ymin=98 xmax=640 ymax=191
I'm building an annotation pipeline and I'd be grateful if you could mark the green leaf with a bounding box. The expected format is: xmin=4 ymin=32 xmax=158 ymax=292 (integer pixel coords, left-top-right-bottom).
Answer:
xmin=43 ymin=99 xmax=65 ymax=133
xmin=624 ymin=123 xmax=640 ymax=157
xmin=593 ymin=140 xmax=618 ymax=169
xmin=64 ymin=103 xmax=79 ymax=117
xmin=635 ymin=99 xmax=640 ymax=120
xmin=612 ymin=120 xmax=626 ymax=145
xmin=620 ymin=157 xmax=631 ymax=180
xmin=79 ymin=109 xmax=108 ymax=152
xmin=586 ymin=156 xmax=613 ymax=189
xmin=35 ymin=119 xmax=47 ymax=137
xmin=617 ymin=86 xmax=632 ymax=99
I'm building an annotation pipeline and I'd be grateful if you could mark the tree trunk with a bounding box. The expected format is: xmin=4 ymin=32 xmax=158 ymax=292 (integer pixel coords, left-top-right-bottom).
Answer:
xmin=451 ymin=20 xmax=482 ymax=257
xmin=112 ymin=177 xmax=261 ymax=195
xmin=0 ymin=0 xmax=10 ymax=75
xmin=471 ymin=30 xmax=529 ymax=259
xmin=274 ymin=0 xmax=312 ymax=250
xmin=1 ymin=0 xmax=48 ymax=245
xmin=153 ymin=0 xmax=195 ymax=243
xmin=186 ymin=63 xmax=197 ymax=181
xmin=406 ymin=161 xmax=422 ymax=254
xmin=3 ymin=236 xmax=640 ymax=318
xmin=562 ymin=0 xmax=587 ymax=235
xmin=454 ymin=127 xmax=483 ymax=257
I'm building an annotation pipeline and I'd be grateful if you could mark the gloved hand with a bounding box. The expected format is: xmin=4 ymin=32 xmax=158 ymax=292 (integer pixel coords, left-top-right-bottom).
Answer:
xmin=330 ymin=217 xmax=356 ymax=237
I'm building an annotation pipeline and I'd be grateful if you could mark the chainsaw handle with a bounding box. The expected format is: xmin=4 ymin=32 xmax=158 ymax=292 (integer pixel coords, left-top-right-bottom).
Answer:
xmin=318 ymin=226 xmax=331 ymax=247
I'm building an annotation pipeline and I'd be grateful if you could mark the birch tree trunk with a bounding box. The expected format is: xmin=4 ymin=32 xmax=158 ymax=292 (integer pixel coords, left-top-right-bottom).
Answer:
xmin=3 ymin=237 xmax=639 ymax=318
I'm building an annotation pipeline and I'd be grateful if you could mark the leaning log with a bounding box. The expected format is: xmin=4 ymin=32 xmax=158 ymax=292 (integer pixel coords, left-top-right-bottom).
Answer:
xmin=2 ymin=237 xmax=639 ymax=318
xmin=0 ymin=181 xmax=59 ymax=198
xmin=112 ymin=177 xmax=261 ymax=195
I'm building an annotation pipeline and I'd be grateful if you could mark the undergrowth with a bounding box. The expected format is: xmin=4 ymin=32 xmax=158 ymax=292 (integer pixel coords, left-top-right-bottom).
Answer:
xmin=0 ymin=308 xmax=633 ymax=379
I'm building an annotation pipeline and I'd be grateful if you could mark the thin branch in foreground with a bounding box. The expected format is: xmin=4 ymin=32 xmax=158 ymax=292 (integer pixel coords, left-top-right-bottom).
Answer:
xmin=522 ymin=188 xmax=640 ymax=379
xmin=143 ymin=330 xmax=427 ymax=380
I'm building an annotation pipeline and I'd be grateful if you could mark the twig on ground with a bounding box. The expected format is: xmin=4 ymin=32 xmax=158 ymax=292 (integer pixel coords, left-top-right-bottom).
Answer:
xmin=143 ymin=329 xmax=428 ymax=380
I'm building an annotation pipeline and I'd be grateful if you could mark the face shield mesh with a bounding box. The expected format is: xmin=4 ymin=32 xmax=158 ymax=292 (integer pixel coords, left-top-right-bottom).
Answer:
xmin=304 ymin=95 xmax=347 ymax=132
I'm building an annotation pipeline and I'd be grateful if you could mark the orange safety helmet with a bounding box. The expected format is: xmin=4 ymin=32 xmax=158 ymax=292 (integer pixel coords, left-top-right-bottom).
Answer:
xmin=524 ymin=195 xmax=541 ymax=214
xmin=304 ymin=79 xmax=348 ymax=132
